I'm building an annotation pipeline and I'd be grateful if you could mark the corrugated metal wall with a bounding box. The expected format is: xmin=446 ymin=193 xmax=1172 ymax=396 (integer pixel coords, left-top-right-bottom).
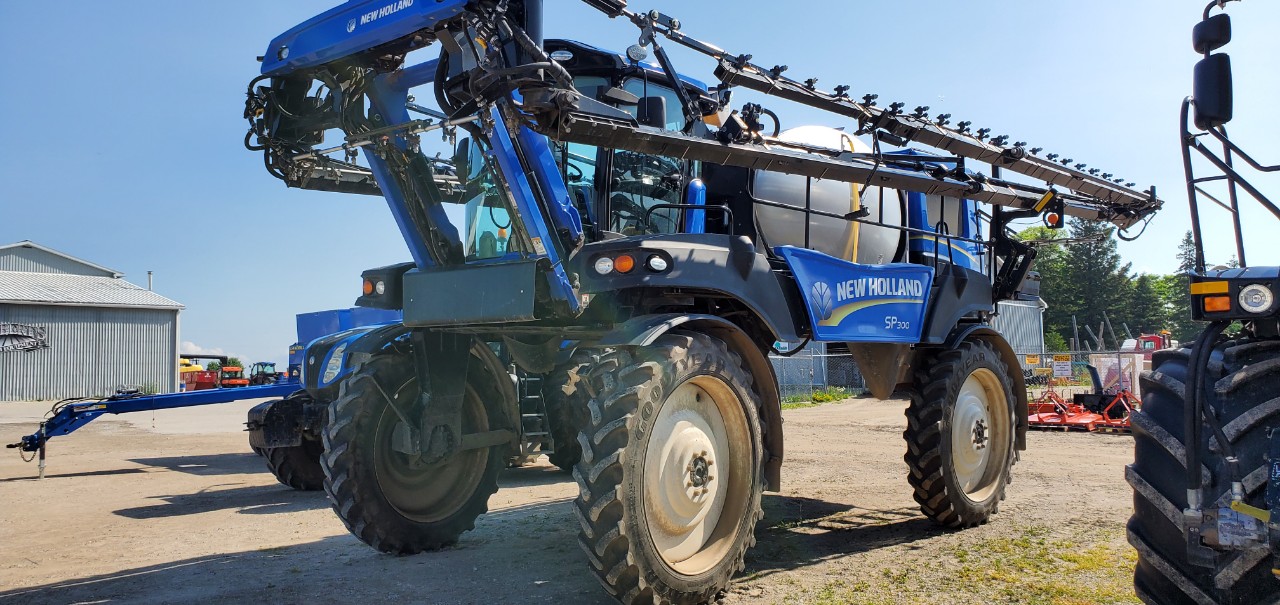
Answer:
xmin=991 ymin=299 xmax=1045 ymax=354
xmin=0 ymin=304 xmax=177 ymax=400
xmin=0 ymin=247 xmax=112 ymax=276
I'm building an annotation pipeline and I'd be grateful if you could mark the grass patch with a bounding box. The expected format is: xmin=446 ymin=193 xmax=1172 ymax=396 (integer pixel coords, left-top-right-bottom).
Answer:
xmin=761 ymin=524 xmax=1139 ymax=605
xmin=944 ymin=526 xmax=1138 ymax=605
xmin=781 ymin=387 xmax=859 ymax=409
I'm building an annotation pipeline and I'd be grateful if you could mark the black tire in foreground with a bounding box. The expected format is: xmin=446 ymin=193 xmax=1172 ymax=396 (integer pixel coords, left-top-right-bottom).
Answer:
xmin=904 ymin=338 xmax=1017 ymax=528
xmin=574 ymin=331 xmax=766 ymax=605
xmin=263 ymin=439 xmax=325 ymax=491
xmin=321 ymin=351 xmax=508 ymax=554
xmin=1128 ymin=338 xmax=1280 ymax=605
xmin=544 ymin=351 xmax=594 ymax=472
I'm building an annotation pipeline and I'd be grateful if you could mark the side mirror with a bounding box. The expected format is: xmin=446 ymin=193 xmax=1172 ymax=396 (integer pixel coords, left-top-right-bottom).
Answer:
xmin=1193 ymin=54 xmax=1233 ymax=130
xmin=638 ymin=96 xmax=669 ymax=129
xmin=453 ymin=137 xmax=473 ymax=178
xmin=1193 ymin=13 xmax=1232 ymax=53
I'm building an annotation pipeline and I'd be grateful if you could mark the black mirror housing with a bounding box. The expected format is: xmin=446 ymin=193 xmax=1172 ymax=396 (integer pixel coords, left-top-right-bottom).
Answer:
xmin=1193 ymin=53 xmax=1234 ymax=130
xmin=638 ymin=96 xmax=669 ymax=129
xmin=1193 ymin=13 xmax=1232 ymax=54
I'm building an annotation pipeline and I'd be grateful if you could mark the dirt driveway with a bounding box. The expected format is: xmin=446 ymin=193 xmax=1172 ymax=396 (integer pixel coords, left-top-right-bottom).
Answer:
xmin=0 ymin=397 xmax=1138 ymax=604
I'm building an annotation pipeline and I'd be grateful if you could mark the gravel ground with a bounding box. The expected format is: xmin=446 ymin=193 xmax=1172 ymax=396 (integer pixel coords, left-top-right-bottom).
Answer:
xmin=0 ymin=396 xmax=1139 ymax=604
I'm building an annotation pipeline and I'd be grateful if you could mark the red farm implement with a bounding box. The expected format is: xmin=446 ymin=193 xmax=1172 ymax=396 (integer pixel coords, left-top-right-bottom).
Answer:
xmin=1028 ymin=364 xmax=1141 ymax=433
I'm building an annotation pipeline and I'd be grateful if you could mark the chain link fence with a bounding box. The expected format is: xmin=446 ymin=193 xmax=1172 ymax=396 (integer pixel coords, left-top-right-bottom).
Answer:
xmin=769 ymin=343 xmax=866 ymax=403
xmin=1015 ymin=350 xmax=1146 ymax=400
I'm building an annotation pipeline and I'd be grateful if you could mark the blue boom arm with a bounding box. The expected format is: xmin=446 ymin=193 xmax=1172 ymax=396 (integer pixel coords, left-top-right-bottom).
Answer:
xmin=8 ymin=381 xmax=302 ymax=453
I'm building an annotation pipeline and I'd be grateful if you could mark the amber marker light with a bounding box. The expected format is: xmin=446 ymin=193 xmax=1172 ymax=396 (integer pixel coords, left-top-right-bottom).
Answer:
xmin=362 ymin=280 xmax=375 ymax=295
xmin=614 ymin=254 xmax=636 ymax=273
xmin=1203 ymin=296 xmax=1232 ymax=313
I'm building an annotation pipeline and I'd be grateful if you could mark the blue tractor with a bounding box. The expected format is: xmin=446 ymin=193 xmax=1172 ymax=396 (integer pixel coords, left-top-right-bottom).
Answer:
xmin=243 ymin=2 xmax=1162 ymax=602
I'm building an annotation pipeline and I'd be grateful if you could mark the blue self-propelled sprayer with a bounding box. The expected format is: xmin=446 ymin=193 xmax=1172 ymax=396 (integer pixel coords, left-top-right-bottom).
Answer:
xmin=243 ymin=1 xmax=1164 ymax=602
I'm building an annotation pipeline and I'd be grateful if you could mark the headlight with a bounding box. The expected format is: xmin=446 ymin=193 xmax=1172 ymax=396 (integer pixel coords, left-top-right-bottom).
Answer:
xmin=1239 ymin=284 xmax=1275 ymax=314
xmin=594 ymin=256 xmax=614 ymax=275
xmin=375 ymin=280 xmax=385 ymax=295
xmin=322 ymin=342 xmax=348 ymax=383
xmin=646 ymin=255 xmax=669 ymax=272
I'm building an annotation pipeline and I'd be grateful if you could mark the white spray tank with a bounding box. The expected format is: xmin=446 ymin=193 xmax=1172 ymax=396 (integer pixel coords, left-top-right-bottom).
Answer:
xmin=751 ymin=125 xmax=905 ymax=265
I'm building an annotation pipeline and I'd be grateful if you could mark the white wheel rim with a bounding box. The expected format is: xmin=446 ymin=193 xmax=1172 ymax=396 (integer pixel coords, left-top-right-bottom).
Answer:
xmin=950 ymin=367 xmax=1009 ymax=501
xmin=643 ymin=375 xmax=751 ymax=575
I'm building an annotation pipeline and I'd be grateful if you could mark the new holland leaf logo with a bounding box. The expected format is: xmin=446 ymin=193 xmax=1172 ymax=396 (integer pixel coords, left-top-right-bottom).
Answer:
xmin=810 ymin=282 xmax=834 ymax=321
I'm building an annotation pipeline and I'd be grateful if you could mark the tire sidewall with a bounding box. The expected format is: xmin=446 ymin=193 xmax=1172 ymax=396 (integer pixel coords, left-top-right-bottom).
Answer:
xmin=622 ymin=343 xmax=765 ymax=595
xmin=939 ymin=343 xmax=1017 ymax=516
xmin=323 ymin=353 xmax=508 ymax=549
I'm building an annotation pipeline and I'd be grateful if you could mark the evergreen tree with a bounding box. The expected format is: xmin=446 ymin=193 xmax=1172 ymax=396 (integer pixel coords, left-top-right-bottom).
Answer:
xmin=1128 ymin=274 xmax=1169 ymax=335
xmin=1057 ymin=219 xmax=1134 ymax=349
xmin=1018 ymin=227 xmax=1070 ymax=344
xmin=1166 ymin=231 xmax=1200 ymax=342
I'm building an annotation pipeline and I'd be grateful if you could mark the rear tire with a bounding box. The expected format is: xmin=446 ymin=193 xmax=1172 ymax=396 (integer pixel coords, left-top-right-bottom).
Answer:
xmin=545 ymin=351 xmax=594 ymax=472
xmin=904 ymin=338 xmax=1017 ymax=527
xmin=263 ymin=440 xmax=325 ymax=491
xmin=321 ymin=352 xmax=507 ymax=554
xmin=1128 ymin=338 xmax=1280 ymax=605
xmin=573 ymin=331 xmax=765 ymax=605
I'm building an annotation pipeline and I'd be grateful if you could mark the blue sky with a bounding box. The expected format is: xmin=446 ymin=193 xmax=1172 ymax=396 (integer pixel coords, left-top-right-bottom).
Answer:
xmin=1 ymin=1 xmax=1277 ymax=366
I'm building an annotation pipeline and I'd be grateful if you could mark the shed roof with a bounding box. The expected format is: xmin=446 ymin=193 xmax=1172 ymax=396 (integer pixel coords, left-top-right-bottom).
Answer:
xmin=0 ymin=240 xmax=123 ymax=278
xmin=0 ymin=270 xmax=183 ymax=310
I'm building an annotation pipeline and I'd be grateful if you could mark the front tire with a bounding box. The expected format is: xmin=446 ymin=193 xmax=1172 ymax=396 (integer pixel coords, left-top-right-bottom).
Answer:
xmin=321 ymin=351 xmax=507 ymax=554
xmin=574 ymin=331 xmax=765 ymax=605
xmin=1128 ymin=338 xmax=1280 ymax=605
xmin=904 ymin=338 xmax=1017 ymax=527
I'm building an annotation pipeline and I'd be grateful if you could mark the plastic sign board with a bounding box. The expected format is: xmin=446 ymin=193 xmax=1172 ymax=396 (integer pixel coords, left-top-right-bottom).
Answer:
xmin=1025 ymin=354 xmax=1041 ymax=365
xmin=777 ymin=246 xmax=934 ymax=344
xmin=1052 ymin=354 xmax=1073 ymax=378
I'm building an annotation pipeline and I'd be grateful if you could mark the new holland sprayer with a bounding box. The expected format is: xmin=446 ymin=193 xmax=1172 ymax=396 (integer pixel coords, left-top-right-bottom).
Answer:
xmin=242 ymin=1 xmax=1163 ymax=602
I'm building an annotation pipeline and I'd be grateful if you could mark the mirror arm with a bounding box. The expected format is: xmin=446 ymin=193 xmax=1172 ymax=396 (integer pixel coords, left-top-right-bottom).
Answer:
xmin=1203 ymin=126 xmax=1280 ymax=172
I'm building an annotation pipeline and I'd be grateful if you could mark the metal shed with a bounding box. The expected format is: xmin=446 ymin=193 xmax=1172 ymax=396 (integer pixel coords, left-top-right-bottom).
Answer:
xmin=0 ymin=241 xmax=183 ymax=401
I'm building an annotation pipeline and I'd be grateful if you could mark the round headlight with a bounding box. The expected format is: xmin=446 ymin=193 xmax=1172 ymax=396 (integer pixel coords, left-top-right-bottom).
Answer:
xmin=1239 ymin=284 xmax=1275 ymax=314
xmin=594 ymin=256 xmax=614 ymax=275
xmin=646 ymin=255 xmax=669 ymax=272
xmin=375 ymin=280 xmax=386 ymax=295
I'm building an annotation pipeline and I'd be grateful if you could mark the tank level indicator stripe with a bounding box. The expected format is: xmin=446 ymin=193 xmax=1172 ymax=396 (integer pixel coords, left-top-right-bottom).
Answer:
xmin=817 ymin=298 xmax=922 ymax=327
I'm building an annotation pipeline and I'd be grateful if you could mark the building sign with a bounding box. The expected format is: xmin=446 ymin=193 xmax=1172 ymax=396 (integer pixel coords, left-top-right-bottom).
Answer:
xmin=0 ymin=323 xmax=50 ymax=352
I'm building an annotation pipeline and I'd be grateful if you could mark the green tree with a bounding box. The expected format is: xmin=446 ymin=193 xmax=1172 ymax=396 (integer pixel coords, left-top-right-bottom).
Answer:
xmin=206 ymin=361 xmax=222 ymax=373
xmin=1046 ymin=219 xmax=1134 ymax=350
xmin=226 ymin=357 xmax=244 ymax=369
xmin=1018 ymin=226 xmax=1070 ymax=344
xmin=1165 ymin=231 xmax=1200 ymax=342
xmin=1128 ymin=273 xmax=1169 ymax=336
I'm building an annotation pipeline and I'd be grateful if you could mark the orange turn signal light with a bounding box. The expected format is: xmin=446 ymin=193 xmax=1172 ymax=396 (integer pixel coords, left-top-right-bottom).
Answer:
xmin=362 ymin=280 xmax=374 ymax=296
xmin=614 ymin=254 xmax=635 ymax=273
xmin=1203 ymin=296 xmax=1232 ymax=313
xmin=1046 ymin=213 xmax=1061 ymax=227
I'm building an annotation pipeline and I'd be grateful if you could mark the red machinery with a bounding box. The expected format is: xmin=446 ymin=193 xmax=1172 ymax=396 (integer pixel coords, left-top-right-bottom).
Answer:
xmin=1028 ymin=365 xmax=1140 ymax=433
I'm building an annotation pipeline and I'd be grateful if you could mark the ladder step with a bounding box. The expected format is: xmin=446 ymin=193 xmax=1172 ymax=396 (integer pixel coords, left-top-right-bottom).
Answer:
xmin=525 ymin=431 xmax=549 ymax=437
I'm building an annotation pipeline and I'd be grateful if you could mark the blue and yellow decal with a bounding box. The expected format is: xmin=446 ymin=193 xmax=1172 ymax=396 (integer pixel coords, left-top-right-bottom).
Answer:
xmin=777 ymin=246 xmax=933 ymax=344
